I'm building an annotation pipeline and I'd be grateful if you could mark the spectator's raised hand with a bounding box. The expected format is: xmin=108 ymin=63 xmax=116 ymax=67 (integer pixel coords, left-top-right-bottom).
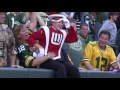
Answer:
xmin=36 ymin=12 xmax=46 ymax=26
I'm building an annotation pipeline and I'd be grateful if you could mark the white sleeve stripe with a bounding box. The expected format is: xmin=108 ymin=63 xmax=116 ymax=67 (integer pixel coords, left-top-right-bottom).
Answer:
xmin=110 ymin=60 xmax=117 ymax=65
xmin=82 ymin=59 xmax=90 ymax=62
xmin=41 ymin=26 xmax=49 ymax=56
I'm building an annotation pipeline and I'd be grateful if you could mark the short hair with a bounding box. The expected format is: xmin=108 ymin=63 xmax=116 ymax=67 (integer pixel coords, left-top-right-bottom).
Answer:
xmin=108 ymin=12 xmax=118 ymax=19
xmin=80 ymin=23 xmax=88 ymax=29
xmin=99 ymin=30 xmax=111 ymax=39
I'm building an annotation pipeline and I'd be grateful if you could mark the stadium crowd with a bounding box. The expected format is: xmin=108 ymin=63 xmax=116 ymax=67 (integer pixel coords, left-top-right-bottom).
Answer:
xmin=0 ymin=12 xmax=120 ymax=78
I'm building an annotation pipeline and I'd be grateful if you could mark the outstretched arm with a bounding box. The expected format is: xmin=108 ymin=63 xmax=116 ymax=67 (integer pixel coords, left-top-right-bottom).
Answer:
xmin=28 ymin=12 xmax=37 ymax=31
xmin=32 ymin=52 xmax=55 ymax=67
xmin=37 ymin=12 xmax=46 ymax=26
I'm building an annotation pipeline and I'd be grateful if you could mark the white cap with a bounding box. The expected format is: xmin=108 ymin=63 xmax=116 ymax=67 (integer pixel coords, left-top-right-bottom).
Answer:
xmin=48 ymin=14 xmax=66 ymax=22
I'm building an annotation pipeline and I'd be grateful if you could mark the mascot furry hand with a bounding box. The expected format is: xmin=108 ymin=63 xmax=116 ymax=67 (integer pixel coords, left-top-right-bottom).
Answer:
xmin=33 ymin=48 xmax=45 ymax=59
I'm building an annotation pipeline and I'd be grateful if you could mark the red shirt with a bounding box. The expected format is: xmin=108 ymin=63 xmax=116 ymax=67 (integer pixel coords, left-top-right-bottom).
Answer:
xmin=28 ymin=26 xmax=78 ymax=60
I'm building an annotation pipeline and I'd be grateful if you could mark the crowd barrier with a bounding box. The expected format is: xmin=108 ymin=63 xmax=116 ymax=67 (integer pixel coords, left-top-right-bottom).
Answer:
xmin=0 ymin=67 xmax=119 ymax=78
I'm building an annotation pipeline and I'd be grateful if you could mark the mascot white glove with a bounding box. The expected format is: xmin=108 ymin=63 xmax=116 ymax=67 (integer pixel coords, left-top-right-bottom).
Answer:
xmin=63 ymin=18 xmax=70 ymax=28
xmin=33 ymin=48 xmax=45 ymax=59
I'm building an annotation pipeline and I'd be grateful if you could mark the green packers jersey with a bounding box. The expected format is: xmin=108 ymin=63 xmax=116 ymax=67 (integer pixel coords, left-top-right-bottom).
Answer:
xmin=80 ymin=41 xmax=117 ymax=71
xmin=17 ymin=44 xmax=34 ymax=68
xmin=5 ymin=12 xmax=18 ymax=30
xmin=15 ymin=12 xmax=29 ymax=24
